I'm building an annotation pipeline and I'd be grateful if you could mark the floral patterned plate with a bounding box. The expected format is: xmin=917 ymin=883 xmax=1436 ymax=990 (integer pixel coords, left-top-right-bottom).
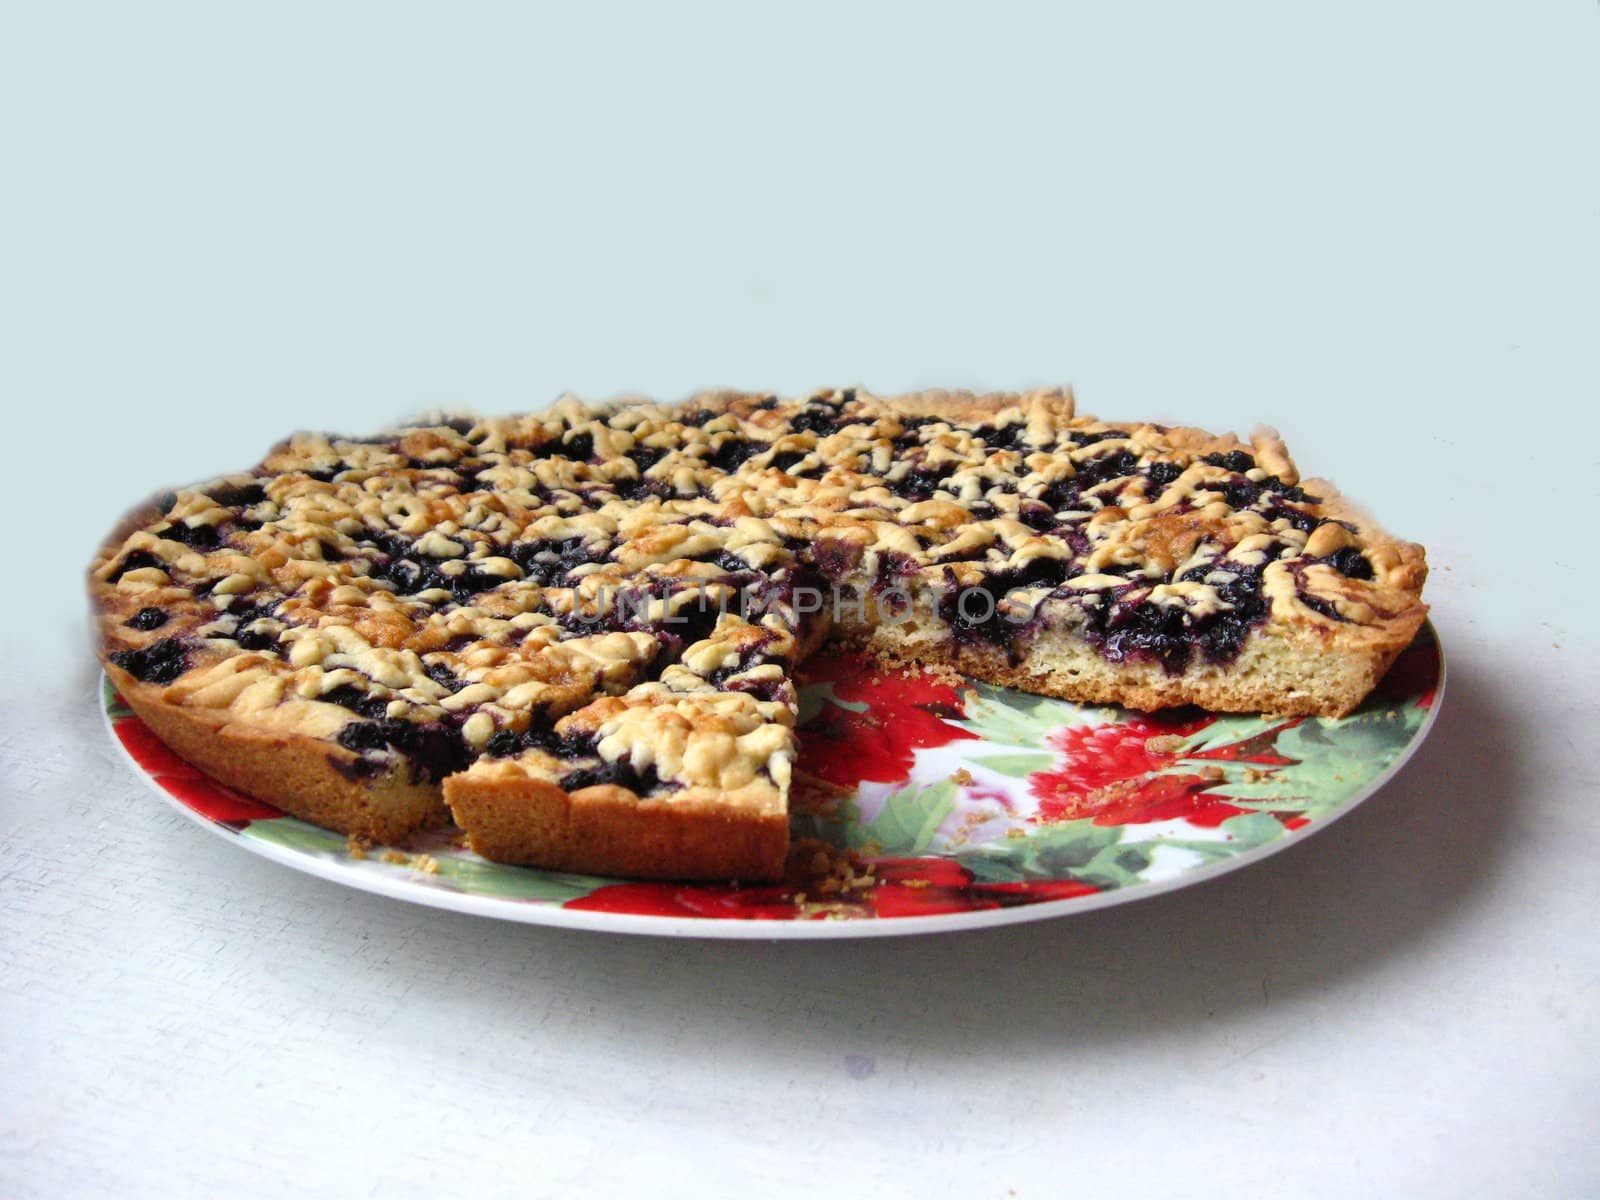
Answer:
xmin=102 ymin=623 xmax=1442 ymax=938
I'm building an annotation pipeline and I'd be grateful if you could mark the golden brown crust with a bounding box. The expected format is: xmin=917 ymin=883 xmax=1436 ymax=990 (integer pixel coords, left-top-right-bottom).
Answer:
xmin=443 ymin=774 xmax=787 ymax=882
xmin=854 ymin=613 xmax=1417 ymax=720
xmin=108 ymin=663 xmax=449 ymax=843
xmin=89 ymin=385 xmax=1430 ymax=881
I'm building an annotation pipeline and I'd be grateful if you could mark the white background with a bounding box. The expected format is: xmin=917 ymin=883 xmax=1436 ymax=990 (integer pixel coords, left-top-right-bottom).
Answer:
xmin=3 ymin=3 xmax=1597 ymax=1197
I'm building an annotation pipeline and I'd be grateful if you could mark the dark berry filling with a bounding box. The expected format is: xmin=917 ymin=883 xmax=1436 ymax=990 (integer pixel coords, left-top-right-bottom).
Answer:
xmin=206 ymin=481 xmax=267 ymax=508
xmin=936 ymin=576 xmax=1031 ymax=651
xmin=1269 ymin=504 xmax=1320 ymax=534
xmin=628 ymin=444 xmax=668 ymax=475
xmin=234 ymin=626 xmax=278 ymax=651
xmin=674 ymin=406 xmax=720 ymax=428
xmin=790 ymin=395 xmax=848 ymax=436
xmin=1203 ymin=450 xmax=1256 ymax=473
xmin=364 ymin=532 xmax=502 ymax=602
xmin=424 ymin=662 xmax=466 ymax=693
xmin=1018 ymin=502 xmax=1059 ymax=533
xmin=975 ymin=423 xmax=1027 ymax=452
xmin=1092 ymin=597 xmax=1193 ymax=673
xmin=559 ymin=432 xmax=596 ymax=462
xmin=872 ymin=551 xmax=920 ymax=590
xmin=1071 ymin=429 xmax=1130 ymax=446
xmin=634 ymin=593 xmax=730 ymax=654
xmin=484 ymin=721 xmax=578 ymax=759
xmin=508 ymin=537 xmax=596 ymax=587
xmin=704 ymin=637 xmax=778 ymax=690
xmin=108 ymin=549 xmax=162 ymax=582
xmin=559 ymin=757 xmax=664 ymax=796
xmin=334 ymin=717 xmax=470 ymax=783
xmin=1074 ymin=448 xmax=1140 ymax=489
xmin=705 ymin=437 xmax=762 ymax=472
xmin=319 ymin=685 xmax=394 ymax=720
xmin=110 ymin=637 xmax=190 ymax=684
xmin=814 ymin=538 xmax=864 ymax=583
xmin=895 ymin=464 xmax=955 ymax=501
xmin=1081 ymin=563 xmax=1272 ymax=671
xmin=1326 ymin=546 xmax=1374 ymax=580
xmin=1196 ymin=567 xmax=1272 ymax=663
xmin=125 ymin=607 xmax=168 ymax=631
xmin=155 ymin=521 xmax=221 ymax=550
xmin=1146 ymin=462 xmax=1184 ymax=490
xmin=1296 ymin=593 xmax=1348 ymax=622
xmin=889 ymin=415 xmax=938 ymax=452
xmin=335 ymin=719 xmax=407 ymax=752
xmin=723 ymin=675 xmax=786 ymax=704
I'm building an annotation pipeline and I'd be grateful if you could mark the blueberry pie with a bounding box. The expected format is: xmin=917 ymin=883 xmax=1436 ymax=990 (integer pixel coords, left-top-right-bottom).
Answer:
xmin=90 ymin=388 xmax=1429 ymax=880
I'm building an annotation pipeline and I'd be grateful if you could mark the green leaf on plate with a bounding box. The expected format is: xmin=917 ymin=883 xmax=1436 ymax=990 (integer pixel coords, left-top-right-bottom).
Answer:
xmin=240 ymin=819 xmax=601 ymax=903
xmin=1172 ymin=713 xmax=1285 ymax=756
xmin=1213 ymin=811 xmax=1292 ymax=849
xmin=1273 ymin=708 xmax=1423 ymax=787
xmin=951 ymin=681 xmax=1097 ymax=749
xmin=427 ymin=857 xmax=602 ymax=903
xmin=966 ymin=752 xmax=1057 ymax=779
xmin=959 ymin=819 xmax=1125 ymax=884
xmin=795 ymin=679 xmax=869 ymax=725
xmin=850 ymin=779 xmax=958 ymax=856
xmin=240 ymin=817 xmax=351 ymax=856
xmin=102 ymin=676 xmax=133 ymax=720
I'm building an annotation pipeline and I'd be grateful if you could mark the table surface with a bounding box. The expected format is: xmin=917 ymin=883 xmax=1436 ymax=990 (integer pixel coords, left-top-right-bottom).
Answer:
xmin=4 ymin=5 xmax=1597 ymax=1197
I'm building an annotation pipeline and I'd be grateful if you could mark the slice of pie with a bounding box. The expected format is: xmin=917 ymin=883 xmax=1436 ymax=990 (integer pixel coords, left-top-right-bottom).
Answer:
xmin=90 ymin=388 xmax=1428 ymax=880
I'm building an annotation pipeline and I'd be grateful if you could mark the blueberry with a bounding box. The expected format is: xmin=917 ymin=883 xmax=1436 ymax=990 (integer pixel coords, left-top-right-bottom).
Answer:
xmin=485 ymin=730 xmax=522 ymax=757
xmin=336 ymin=719 xmax=413 ymax=753
xmin=319 ymin=686 xmax=393 ymax=720
xmin=235 ymin=628 xmax=277 ymax=651
xmin=896 ymin=465 xmax=952 ymax=500
xmin=424 ymin=662 xmax=465 ymax=693
xmin=1074 ymin=449 xmax=1139 ymax=488
xmin=1147 ymin=462 xmax=1184 ymax=490
xmin=108 ymin=549 xmax=161 ymax=583
xmin=155 ymin=522 xmax=220 ymax=550
xmin=789 ymin=409 xmax=837 ymax=436
xmin=1204 ymin=450 xmax=1256 ymax=473
xmin=560 ymin=758 xmax=663 ymax=795
xmin=705 ymin=438 xmax=761 ymax=471
xmin=125 ymin=607 xmax=168 ymax=631
xmin=976 ymin=423 xmax=1027 ymax=452
xmin=1327 ymin=547 xmax=1375 ymax=580
xmin=1072 ymin=429 xmax=1130 ymax=447
xmin=109 ymin=637 xmax=189 ymax=684
xmin=207 ymin=482 xmax=266 ymax=508
xmin=560 ymin=432 xmax=595 ymax=462
xmin=508 ymin=537 xmax=597 ymax=587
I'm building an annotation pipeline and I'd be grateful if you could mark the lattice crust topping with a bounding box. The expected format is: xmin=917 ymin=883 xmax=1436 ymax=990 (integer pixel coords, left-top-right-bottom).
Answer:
xmin=91 ymin=387 xmax=1428 ymax=812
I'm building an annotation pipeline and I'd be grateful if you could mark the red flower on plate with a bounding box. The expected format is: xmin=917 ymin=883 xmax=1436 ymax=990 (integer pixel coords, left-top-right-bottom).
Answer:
xmin=1373 ymin=632 xmax=1442 ymax=709
xmin=797 ymin=651 xmax=976 ymax=791
xmin=114 ymin=715 xmax=285 ymax=824
xmin=565 ymin=882 xmax=801 ymax=920
xmin=1029 ymin=714 xmax=1251 ymax=827
xmin=562 ymin=856 xmax=1102 ymax=921
xmin=869 ymin=857 xmax=1100 ymax=917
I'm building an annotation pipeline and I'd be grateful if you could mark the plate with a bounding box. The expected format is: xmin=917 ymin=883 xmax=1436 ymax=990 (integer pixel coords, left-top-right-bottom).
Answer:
xmin=102 ymin=624 xmax=1443 ymax=938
